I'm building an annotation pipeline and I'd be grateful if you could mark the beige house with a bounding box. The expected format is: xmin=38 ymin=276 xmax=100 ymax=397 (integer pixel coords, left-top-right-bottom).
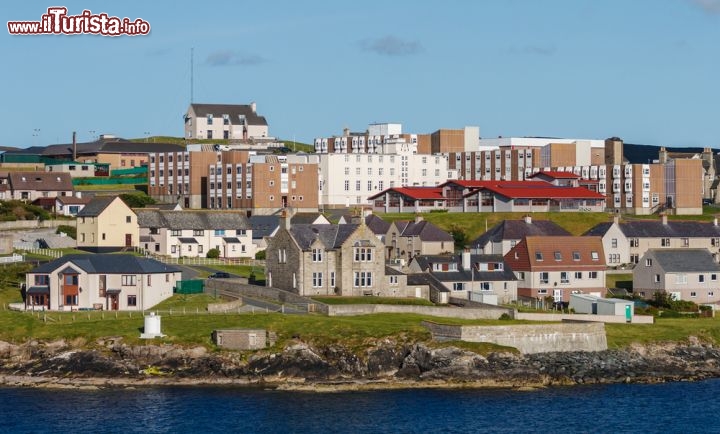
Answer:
xmin=265 ymin=216 xmax=422 ymax=298
xmin=76 ymin=196 xmax=139 ymax=252
xmin=24 ymin=254 xmax=181 ymax=311
xmin=633 ymin=249 xmax=720 ymax=304
xmin=385 ymin=216 xmax=454 ymax=263
xmin=7 ymin=172 xmax=74 ymax=201
xmin=585 ymin=215 xmax=720 ymax=266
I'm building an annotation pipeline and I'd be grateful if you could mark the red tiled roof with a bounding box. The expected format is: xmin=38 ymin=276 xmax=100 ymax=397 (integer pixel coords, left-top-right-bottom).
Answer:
xmin=467 ymin=184 xmax=605 ymax=200
xmin=442 ymin=179 xmax=540 ymax=189
xmin=368 ymin=187 xmax=445 ymax=200
xmin=528 ymin=170 xmax=580 ymax=179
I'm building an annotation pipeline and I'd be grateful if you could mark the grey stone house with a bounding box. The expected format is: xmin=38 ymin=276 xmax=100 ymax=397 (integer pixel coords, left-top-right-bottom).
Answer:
xmin=470 ymin=215 xmax=571 ymax=255
xmin=265 ymin=216 xmax=387 ymax=297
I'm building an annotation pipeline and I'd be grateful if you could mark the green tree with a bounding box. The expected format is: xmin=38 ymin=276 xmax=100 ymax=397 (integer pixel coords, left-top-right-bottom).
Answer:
xmin=119 ymin=193 xmax=156 ymax=208
xmin=206 ymin=248 xmax=220 ymax=259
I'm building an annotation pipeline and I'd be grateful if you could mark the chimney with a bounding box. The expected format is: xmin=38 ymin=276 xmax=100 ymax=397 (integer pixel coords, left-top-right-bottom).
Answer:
xmin=343 ymin=127 xmax=350 ymax=137
xmin=280 ymin=209 xmax=291 ymax=230
xmin=613 ymin=214 xmax=620 ymax=225
xmin=523 ymin=214 xmax=532 ymax=224
xmin=462 ymin=249 xmax=471 ymax=271
xmin=250 ymin=102 xmax=257 ymax=113
xmin=414 ymin=214 xmax=423 ymax=223
xmin=72 ymin=131 xmax=77 ymax=161
xmin=661 ymin=213 xmax=668 ymax=225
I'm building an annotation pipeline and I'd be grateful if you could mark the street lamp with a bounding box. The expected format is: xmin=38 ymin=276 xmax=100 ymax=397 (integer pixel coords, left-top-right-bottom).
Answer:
xmin=32 ymin=128 xmax=40 ymax=146
xmin=89 ymin=130 xmax=96 ymax=141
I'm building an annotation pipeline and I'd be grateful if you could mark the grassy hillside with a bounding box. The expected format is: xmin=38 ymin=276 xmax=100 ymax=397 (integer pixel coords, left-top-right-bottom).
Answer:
xmin=130 ymin=136 xmax=315 ymax=153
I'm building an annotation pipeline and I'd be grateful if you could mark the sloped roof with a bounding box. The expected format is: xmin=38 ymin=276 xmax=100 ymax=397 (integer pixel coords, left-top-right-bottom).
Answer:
xmin=76 ymin=196 xmax=119 ymax=217
xmin=290 ymin=212 xmax=328 ymax=225
xmin=289 ymin=223 xmax=360 ymax=250
xmin=249 ymin=215 xmax=279 ymax=239
xmin=412 ymin=254 xmax=517 ymax=282
xmin=367 ymin=187 xmax=444 ymax=200
xmin=5 ymin=138 xmax=184 ymax=158
xmin=407 ymin=273 xmax=449 ymax=293
xmin=505 ymin=236 xmax=606 ymax=271
xmin=650 ymin=249 xmax=720 ymax=273
xmin=136 ymin=210 xmax=250 ymax=230
xmin=618 ymin=220 xmax=720 ymax=238
xmin=469 ymin=184 xmax=605 ymax=200
xmin=8 ymin=172 xmax=73 ymax=192
xmin=365 ymin=214 xmax=391 ymax=235
xmin=30 ymin=254 xmax=181 ymax=274
xmin=472 ymin=219 xmax=571 ymax=248
xmin=583 ymin=222 xmax=614 ymax=237
xmin=56 ymin=196 xmax=92 ymax=205
xmin=528 ymin=171 xmax=580 ymax=180
xmin=189 ymin=103 xmax=268 ymax=126
xmin=394 ymin=220 xmax=454 ymax=242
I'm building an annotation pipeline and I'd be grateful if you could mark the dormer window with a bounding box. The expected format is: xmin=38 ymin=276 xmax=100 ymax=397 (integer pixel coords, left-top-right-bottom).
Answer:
xmin=591 ymin=251 xmax=599 ymax=261
xmin=535 ymin=251 xmax=543 ymax=261
xmin=554 ymin=251 xmax=562 ymax=261
xmin=572 ymin=251 xmax=581 ymax=261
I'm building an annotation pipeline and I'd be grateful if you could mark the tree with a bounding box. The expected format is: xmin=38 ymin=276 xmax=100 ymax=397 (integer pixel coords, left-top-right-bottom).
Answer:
xmin=206 ymin=248 xmax=220 ymax=259
xmin=119 ymin=193 xmax=156 ymax=208
xmin=449 ymin=224 xmax=468 ymax=250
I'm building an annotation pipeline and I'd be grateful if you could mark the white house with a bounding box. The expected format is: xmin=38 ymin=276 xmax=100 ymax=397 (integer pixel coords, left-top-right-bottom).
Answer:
xmin=24 ymin=254 xmax=181 ymax=311
xmin=136 ymin=210 xmax=254 ymax=258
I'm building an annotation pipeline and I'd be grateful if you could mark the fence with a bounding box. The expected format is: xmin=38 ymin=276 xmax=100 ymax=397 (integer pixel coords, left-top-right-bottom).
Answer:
xmin=157 ymin=256 xmax=264 ymax=267
xmin=110 ymin=167 xmax=147 ymax=176
xmin=73 ymin=177 xmax=147 ymax=186
xmin=0 ymin=253 xmax=25 ymax=264
xmin=17 ymin=248 xmax=62 ymax=258
xmin=175 ymin=279 xmax=204 ymax=294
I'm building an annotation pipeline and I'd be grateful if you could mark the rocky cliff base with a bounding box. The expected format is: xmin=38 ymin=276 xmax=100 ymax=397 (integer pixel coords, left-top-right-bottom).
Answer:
xmin=0 ymin=337 xmax=718 ymax=391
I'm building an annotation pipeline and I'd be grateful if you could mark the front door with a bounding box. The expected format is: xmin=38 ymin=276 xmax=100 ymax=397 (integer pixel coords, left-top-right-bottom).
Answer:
xmin=553 ymin=288 xmax=563 ymax=304
xmin=109 ymin=294 xmax=119 ymax=311
xmin=62 ymin=274 xmax=79 ymax=309
xmin=125 ymin=234 xmax=132 ymax=247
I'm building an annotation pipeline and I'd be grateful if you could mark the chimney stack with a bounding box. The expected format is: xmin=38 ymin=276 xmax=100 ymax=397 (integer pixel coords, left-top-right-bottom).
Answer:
xmin=462 ymin=249 xmax=471 ymax=271
xmin=250 ymin=101 xmax=257 ymax=113
xmin=72 ymin=131 xmax=77 ymax=161
xmin=414 ymin=213 xmax=423 ymax=223
xmin=281 ymin=208 xmax=291 ymax=230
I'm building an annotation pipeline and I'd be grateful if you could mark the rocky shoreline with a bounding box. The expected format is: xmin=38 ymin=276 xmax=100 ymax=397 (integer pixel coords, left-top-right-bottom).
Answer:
xmin=1 ymin=337 xmax=719 ymax=391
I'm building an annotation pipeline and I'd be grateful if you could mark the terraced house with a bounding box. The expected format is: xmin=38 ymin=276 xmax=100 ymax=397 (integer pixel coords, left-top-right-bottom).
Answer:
xmin=266 ymin=215 xmax=419 ymax=297
xmin=136 ymin=210 xmax=253 ymax=258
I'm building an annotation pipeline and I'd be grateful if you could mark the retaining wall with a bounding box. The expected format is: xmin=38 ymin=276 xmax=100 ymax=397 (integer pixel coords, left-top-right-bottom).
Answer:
xmin=327 ymin=304 xmax=513 ymax=320
xmin=515 ymin=312 xmax=654 ymax=324
xmin=207 ymin=299 xmax=244 ymax=313
xmin=0 ymin=220 xmax=74 ymax=231
xmin=423 ymin=321 xmax=608 ymax=354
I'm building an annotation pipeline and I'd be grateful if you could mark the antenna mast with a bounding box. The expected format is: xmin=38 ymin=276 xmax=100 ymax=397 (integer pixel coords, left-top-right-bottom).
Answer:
xmin=190 ymin=47 xmax=194 ymax=103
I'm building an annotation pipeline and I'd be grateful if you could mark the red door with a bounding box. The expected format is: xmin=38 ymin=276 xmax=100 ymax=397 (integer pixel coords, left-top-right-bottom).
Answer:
xmin=125 ymin=234 xmax=132 ymax=247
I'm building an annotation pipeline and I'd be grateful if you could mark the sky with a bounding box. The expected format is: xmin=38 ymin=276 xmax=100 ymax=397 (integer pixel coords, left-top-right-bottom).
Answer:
xmin=1 ymin=0 xmax=719 ymax=148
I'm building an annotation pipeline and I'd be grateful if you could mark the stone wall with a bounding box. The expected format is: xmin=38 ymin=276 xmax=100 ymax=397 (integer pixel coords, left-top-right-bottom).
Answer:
xmin=204 ymin=279 xmax=326 ymax=312
xmin=206 ymin=299 xmax=244 ymax=313
xmin=516 ymin=312 xmax=654 ymax=324
xmin=0 ymin=219 xmax=74 ymax=231
xmin=423 ymin=321 xmax=608 ymax=354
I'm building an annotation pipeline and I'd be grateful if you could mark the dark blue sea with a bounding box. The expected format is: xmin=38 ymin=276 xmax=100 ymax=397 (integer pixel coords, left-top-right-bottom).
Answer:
xmin=2 ymin=380 xmax=718 ymax=433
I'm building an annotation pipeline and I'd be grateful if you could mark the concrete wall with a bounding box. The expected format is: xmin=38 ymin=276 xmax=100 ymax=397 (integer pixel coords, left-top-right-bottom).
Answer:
xmin=0 ymin=219 xmax=74 ymax=231
xmin=326 ymin=304 xmax=512 ymax=320
xmin=207 ymin=299 xmax=244 ymax=313
xmin=423 ymin=321 xmax=608 ymax=354
xmin=515 ymin=312 xmax=654 ymax=324
xmin=212 ymin=329 xmax=268 ymax=350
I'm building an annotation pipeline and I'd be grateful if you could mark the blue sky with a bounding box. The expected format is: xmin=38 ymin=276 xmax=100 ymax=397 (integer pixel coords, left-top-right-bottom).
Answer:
xmin=2 ymin=0 xmax=719 ymax=148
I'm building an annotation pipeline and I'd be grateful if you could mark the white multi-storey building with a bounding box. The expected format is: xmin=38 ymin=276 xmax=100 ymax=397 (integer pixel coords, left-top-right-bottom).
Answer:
xmin=319 ymin=138 xmax=457 ymax=208
xmin=184 ymin=103 xmax=269 ymax=140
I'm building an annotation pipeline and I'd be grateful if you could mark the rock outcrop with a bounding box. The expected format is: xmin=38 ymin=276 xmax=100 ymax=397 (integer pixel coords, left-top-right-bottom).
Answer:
xmin=1 ymin=338 xmax=719 ymax=389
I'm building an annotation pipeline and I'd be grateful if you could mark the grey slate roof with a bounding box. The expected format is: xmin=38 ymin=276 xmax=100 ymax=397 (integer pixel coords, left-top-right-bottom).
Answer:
xmin=178 ymin=237 xmax=198 ymax=243
xmin=249 ymin=215 xmax=279 ymax=239
xmin=136 ymin=210 xmax=250 ymax=230
xmin=4 ymin=138 xmax=184 ymax=158
xmin=472 ymin=219 xmax=571 ymax=248
xmin=365 ymin=214 xmax=391 ymax=235
xmin=617 ymin=220 xmax=720 ymax=238
xmin=407 ymin=273 xmax=450 ymax=293
xmin=76 ymin=196 xmax=118 ymax=217
xmin=384 ymin=266 xmax=404 ymax=276
xmin=413 ymin=254 xmax=517 ymax=282
xmin=650 ymin=249 xmax=720 ymax=273
xmin=30 ymin=254 xmax=181 ymax=274
xmin=583 ymin=222 xmax=613 ymax=237
xmin=394 ymin=220 xmax=454 ymax=242
xmin=290 ymin=213 xmax=328 ymax=225
xmin=289 ymin=224 xmax=360 ymax=250
xmin=189 ymin=103 xmax=268 ymax=126
xmin=223 ymin=237 xmax=241 ymax=243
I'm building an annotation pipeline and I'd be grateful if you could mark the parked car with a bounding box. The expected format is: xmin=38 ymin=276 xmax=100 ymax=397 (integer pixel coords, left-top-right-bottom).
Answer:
xmin=208 ymin=272 xmax=231 ymax=279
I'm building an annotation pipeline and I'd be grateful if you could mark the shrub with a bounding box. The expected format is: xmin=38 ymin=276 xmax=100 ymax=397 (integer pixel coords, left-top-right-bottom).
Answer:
xmin=499 ymin=313 xmax=512 ymax=320
xmin=56 ymin=224 xmax=77 ymax=240
xmin=206 ymin=248 xmax=220 ymax=259
xmin=255 ymin=250 xmax=266 ymax=260
xmin=119 ymin=193 xmax=156 ymax=208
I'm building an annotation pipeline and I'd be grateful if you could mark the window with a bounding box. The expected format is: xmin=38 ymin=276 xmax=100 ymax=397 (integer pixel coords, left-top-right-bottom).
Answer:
xmin=312 ymin=272 xmax=323 ymax=288
xmin=540 ymin=272 xmax=549 ymax=284
xmin=389 ymin=276 xmax=398 ymax=285
xmin=690 ymin=292 xmax=697 ymax=298
xmin=214 ymin=230 xmax=226 ymax=236
xmin=682 ymin=238 xmax=689 ymax=247
xmin=171 ymin=229 xmax=181 ymax=237
xmin=312 ymin=248 xmax=323 ymax=262
xmin=699 ymin=275 xmax=705 ymax=283
xmin=589 ymin=271 xmax=598 ymax=279
xmin=713 ymin=274 xmax=718 ymax=281
xmin=355 ymin=180 xmax=361 ymax=191
xmin=330 ymin=272 xmax=336 ymax=288
xmin=452 ymin=282 xmax=465 ymax=291
xmin=353 ymin=247 xmax=374 ymax=262
xmin=34 ymin=275 xmax=49 ymax=285
xmin=367 ymin=180 xmax=372 ymax=191
xmin=654 ymin=274 xmax=660 ymax=283
xmin=661 ymin=238 xmax=670 ymax=247
xmin=127 ymin=295 xmax=137 ymax=307
xmin=193 ymin=230 xmax=204 ymax=236
xmin=611 ymin=238 xmax=618 ymax=248
xmin=538 ymin=289 xmax=548 ymax=295
xmin=574 ymin=272 xmax=582 ymax=279
xmin=207 ymin=114 xmax=213 ymax=125
xmin=630 ymin=238 xmax=639 ymax=247
xmin=126 ymin=216 xmax=132 ymax=223
xmin=535 ymin=251 xmax=543 ymax=261
xmin=147 ymin=275 xmax=151 ymax=286
xmin=344 ymin=180 xmax=349 ymax=191
xmin=102 ymin=233 xmax=106 ymax=241
xmin=676 ymin=274 xmax=687 ymax=284
xmin=554 ymin=251 xmax=562 ymax=261
xmin=572 ymin=251 xmax=580 ymax=261
xmin=645 ymin=258 xmax=653 ymax=267
xmin=278 ymin=249 xmax=287 ymax=263
xmin=65 ymin=295 xmax=78 ymax=306
xmin=353 ymin=271 xmax=373 ymax=287
xmin=591 ymin=251 xmax=599 ymax=261
xmin=121 ymin=275 xmax=136 ymax=286
xmin=560 ymin=272 xmax=569 ymax=284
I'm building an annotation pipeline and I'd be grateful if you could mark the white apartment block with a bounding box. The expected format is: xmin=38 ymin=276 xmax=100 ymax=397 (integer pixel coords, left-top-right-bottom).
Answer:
xmin=477 ymin=137 xmax=606 ymax=153
xmin=319 ymin=140 xmax=457 ymax=208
